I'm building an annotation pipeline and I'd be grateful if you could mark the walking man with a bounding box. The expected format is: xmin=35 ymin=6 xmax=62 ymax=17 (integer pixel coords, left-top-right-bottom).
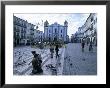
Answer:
xmin=55 ymin=44 xmax=59 ymax=58
xmin=89 ymin=41 xmax=93 ymax=52
xmin=50 ymin=44 xmax=54 ymax=58
xmin=81 ymin=39 xmax=85 ymax=52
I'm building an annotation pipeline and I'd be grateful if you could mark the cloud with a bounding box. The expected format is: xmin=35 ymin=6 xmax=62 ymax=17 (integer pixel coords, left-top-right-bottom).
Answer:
xmin=14 ymin=13 xmax=89 ymax=38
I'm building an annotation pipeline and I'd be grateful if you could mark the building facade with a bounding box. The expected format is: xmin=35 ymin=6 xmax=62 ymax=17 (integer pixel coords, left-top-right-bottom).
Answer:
xmin=71 ymin=34 xmax=78 ymax=43
xmin=73 ymin=13 xmax=97 ymax=45
xmin=13 ymin=16 xmax=43 ymax=46
xmin=14 ymin=16 xmax=27 ymax=46
xmin=33 ymin=29 xmax=44 ymax=43
xmin=25 ymin=23 xmax=35 ymax=45
xmin=44 ymin=20 xmax=68 ymax=43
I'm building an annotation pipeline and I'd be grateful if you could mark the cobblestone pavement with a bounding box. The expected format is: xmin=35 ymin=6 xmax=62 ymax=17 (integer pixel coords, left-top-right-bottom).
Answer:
xmin=13 ymin=43 xmax=97 ymax=75
xmin=13 ymin=46 xmax=65 ymax=75
xmin=63 ymin=43 xmax=97 ymax=75
xmin=13 ymin=46 xmax=50 ymax=75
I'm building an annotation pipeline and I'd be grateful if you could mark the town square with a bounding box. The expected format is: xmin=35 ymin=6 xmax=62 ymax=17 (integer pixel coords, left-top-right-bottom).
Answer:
xmin=13 ymin=13 xmax=97 ymax=75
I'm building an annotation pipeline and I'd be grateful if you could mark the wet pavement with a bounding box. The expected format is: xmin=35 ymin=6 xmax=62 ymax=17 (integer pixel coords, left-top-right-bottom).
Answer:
xmin=63 ymin=43 xmax=97 ymax=75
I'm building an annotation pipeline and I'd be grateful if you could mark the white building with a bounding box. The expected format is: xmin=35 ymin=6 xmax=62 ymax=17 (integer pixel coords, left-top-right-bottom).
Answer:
xmin=84 ymin=13 xmax=97 ymax=45
xmin=25 ymin=23 xmax=35 ymax=45
xmin=14 ymin=16 xmax=35 ymax=46
xmin=74 ymin=13 xmax=97 ymax=45
xmin=13 ymin=16 xmax=27 ymax=46
xmin=44 ymin=20 xmax=68 ymax=43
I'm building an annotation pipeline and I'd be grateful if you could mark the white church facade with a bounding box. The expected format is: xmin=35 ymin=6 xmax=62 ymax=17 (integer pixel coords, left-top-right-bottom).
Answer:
xmin=44 ymin=20 xmax=68 ymax=43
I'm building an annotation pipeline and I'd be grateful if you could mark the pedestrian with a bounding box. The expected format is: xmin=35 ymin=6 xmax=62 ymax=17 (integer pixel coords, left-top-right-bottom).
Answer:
xmin=81 ymin=39 xmax=85 ymax=52
xmin=31 ymin=51 xmax=43 ymax=74
xmin=89 ymin=41 xmax=93 ymax=52
xmin=50 ymin=44 xmax=54 ymax=58
xmin=87 ymin=40 xmax=89 ymax=46
xmin=55 ymin=44 xmax=59 ymax=58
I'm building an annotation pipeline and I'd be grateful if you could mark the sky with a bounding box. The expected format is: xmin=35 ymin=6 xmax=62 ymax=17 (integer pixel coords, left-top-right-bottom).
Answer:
xmin=14 ymin=13 xmax=90 ymax=38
